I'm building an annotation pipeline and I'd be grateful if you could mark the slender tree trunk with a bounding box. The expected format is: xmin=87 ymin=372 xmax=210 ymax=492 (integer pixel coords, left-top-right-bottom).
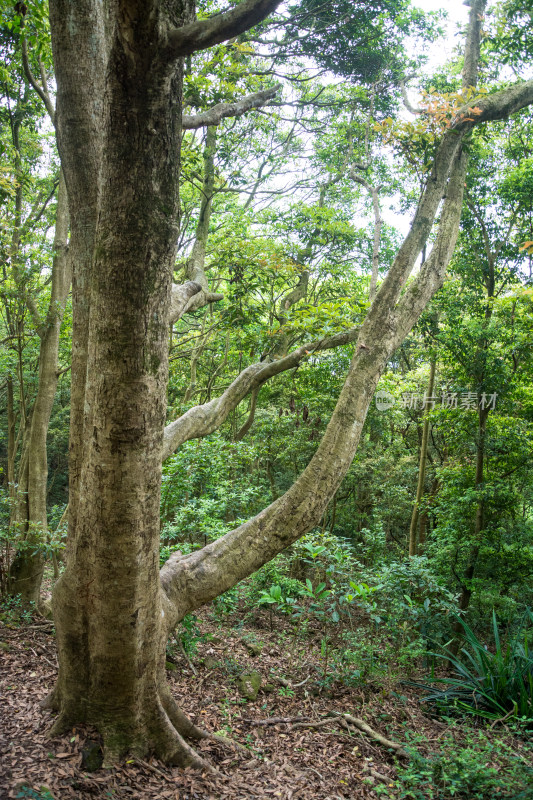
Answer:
xmin=6 ymin=375 xmax=15 ymax=503
xmin=418 ymin=477 xmax=439 ymax=552
xmin=8 ymin=171 xmax=71 ymax=604
xmin=368 ymin=185 xmax=383 ymax=302
xmin=408 ymin=359 xmax=436 ymax=556
xmin=457 ymin=406 xmax=489 ymax=613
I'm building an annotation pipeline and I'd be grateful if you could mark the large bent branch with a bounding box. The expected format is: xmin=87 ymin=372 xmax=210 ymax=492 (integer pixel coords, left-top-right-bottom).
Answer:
xmin=164 ymin=0 xmax=282 ymax=59
xmin=160 ymin=3 xmax=533 ymax=627
xmin=160 ymin=146 xmax=471 ymax=629
xmin=453 ymin=79 xmax=533 ymax=129
xmin=159 ymin=1 xmax=488 ymax=624
xmin=169 ymin=282 xmax=224 ymax=324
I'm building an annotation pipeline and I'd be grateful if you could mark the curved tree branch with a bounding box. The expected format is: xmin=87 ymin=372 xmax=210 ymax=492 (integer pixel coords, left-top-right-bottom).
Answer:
xmin=169 ymin=282 xmax=203 ymax=324
xmin=162 ymin=327 xmax=361 ymax=461
xmin=159 ymin=0 xmax=495 ymax=627
xmin=183 ymin=86 xmax=280 ymax=129
xmin=21 ymin=37 xmax=56 ymax=122
xmin=234 ymin=384 xmax=260 ymax=441
xmin=164 ymin=0 xmax=282 ymax=59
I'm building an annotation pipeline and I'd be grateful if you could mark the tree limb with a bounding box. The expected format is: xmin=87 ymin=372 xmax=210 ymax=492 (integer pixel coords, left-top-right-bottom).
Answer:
xmin=169 ymin=282 xmax=203 ymax=324
xmin=452 ymin=78 xmax=533 ymax=131
xmin=164 ymin=0 xmax=282 ymax=59
xmin=234 ymin=385 xmax=260 ymax=441
xmin=21 ymin=37 xmax=55 ymax=122
xmin=182 ymin=86 xmax=280 ymax=129
xmin=159 ymin=0 xmax=533 ymax=628
xmin=162 ymin=326 xmax=360 ymax=461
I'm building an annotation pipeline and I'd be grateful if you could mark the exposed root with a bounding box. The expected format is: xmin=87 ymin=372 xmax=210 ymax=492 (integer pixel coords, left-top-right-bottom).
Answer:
xmin=40 ymin=687 xmax=60 ymax=711
xmin=153 ymin=704 xmax=218 ymax=774
xmin=45 ymin=711 xmax=75 ymax=738
xmin=161 ymin=686 xmax=248 ymax=755
xmin=41 ymin=683 xmax=235 ymax=773
xmin=244 ymin=712 xmax=410 ymax=759
xmin=161 ymin=685 xmax=208 ymax=741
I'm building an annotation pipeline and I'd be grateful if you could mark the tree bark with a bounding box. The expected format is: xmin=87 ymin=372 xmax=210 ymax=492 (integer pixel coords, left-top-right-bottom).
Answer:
xmin=46 ymin=0 xmax=282 ymax=768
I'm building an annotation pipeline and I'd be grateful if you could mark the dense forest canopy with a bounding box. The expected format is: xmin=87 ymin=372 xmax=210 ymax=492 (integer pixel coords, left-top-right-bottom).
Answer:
xmin=0 ymin=0 xmax=532 ymax=791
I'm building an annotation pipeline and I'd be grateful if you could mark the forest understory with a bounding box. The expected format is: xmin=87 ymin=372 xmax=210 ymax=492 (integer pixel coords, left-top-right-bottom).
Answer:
xmin=1 ymin=574 xmax=531 ymax=800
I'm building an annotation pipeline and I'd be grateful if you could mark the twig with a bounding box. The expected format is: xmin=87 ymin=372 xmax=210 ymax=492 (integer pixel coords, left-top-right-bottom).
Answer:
xmin=292 ymin=676 xmax=310 ymax=688
xmin=134 ymin=758 xmax=172 ymax=782
xmin=490 ymin=707 xmax=516 ymax=729
xmin=302 ymin=766 xmax=324 ymax=781
xmin=209 ymin=731 xmax=249 ymax=755
xmin=370 ymin=768 xmax=393 ymax=784
xmin=291 ymin=718 xmax=335 ymax=730
xmin=243 ymin=716 xmax=312 ymax=726
xmin=174 ymin=631 xmax=197 ymax=675
xmin=24 ymin=623 xmax=54 ymax=629
xmin=329 ymin=712 xmax=410 ymax=758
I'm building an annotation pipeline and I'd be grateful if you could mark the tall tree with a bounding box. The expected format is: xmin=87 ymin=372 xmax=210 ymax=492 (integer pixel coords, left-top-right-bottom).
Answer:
xmin=43 ymin=0 xmax=533 ymax=769
xmin=0 ymin=12 xmax=70 ymax=604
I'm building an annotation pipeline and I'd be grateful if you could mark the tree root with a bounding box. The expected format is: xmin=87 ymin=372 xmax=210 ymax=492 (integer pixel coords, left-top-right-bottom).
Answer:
xmin=244 ymin=711 xmax=410 ymax=758
xmin=145 ymin=703 xmax=217 ymax=773
xmin=161 ymin=686 xmax=248 ymax=756
xmin=330 ymin=712 xmax=410 ymax=758
xmin=40 ymin=684 xmax=240 ymax=773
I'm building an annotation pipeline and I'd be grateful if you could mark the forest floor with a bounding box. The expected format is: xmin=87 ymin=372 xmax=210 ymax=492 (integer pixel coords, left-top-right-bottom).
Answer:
xmin=0 ymin=602 xmax=531 ymax=800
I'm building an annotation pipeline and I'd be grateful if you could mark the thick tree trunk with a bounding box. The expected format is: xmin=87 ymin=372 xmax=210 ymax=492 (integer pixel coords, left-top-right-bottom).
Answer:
xmin=47 ymin=0 xmax=188 ymax=763
xmin=46 ymin=0 xmax=282 ymax=767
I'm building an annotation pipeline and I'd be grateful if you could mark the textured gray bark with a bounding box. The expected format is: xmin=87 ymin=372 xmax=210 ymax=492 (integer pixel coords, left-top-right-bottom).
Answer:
xmin=46 ymin=0 xmax=283 ymax=769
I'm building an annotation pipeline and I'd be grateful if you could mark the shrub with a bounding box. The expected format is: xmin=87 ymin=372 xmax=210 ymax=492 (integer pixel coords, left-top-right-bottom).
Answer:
xmin=396 ymin=727 xmax=533 ymax=799
xmin=418 ymin=609 xmax=533 ymax=724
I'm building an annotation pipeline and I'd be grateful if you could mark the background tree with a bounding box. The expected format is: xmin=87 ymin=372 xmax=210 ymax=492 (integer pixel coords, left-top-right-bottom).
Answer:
xmin=0 ymin=9 xmax=70 ymax=603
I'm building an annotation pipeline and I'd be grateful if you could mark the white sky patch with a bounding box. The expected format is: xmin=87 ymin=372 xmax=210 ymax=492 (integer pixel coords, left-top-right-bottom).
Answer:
xmin=416 ymin=0 xmax=470 ymax=67
xmin=379 ymin=2 xmax=472 ymax=243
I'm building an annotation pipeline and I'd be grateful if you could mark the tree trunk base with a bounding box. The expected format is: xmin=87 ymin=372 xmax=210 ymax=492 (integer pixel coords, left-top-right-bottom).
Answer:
xmin=41 ymin=682 xmax=226 ymax=772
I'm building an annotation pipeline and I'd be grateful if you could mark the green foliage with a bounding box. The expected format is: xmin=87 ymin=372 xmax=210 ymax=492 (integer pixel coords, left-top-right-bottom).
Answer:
xmin=176 ymin=614 xmax=204 ymax=657
xmin=15 ymin=787 xmax=55 ymax=800
xmin=161 ymin=435 xmax=271 ymax=548
xmin=395 ymin=727 xmax=533 ymax=799
xmin=285 ymin=0 xmax=441 ymax=86
xmin=418 ymin=610 xmax=533 ymax=724
xmin=0 ymin=593 xmax=34 ymax=626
